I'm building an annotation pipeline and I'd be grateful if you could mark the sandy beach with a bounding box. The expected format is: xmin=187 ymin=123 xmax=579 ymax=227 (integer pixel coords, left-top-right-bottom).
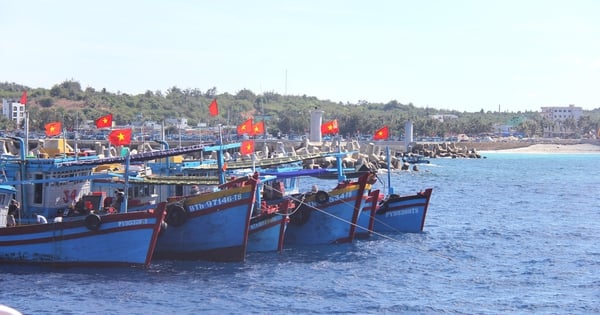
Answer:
xmin=480 ymin=143 xmax=600 ymax=154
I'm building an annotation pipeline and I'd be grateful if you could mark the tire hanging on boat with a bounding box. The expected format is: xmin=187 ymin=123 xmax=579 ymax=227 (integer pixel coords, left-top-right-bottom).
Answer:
xmin=289 ymin=203 xmax=311 ymax=226
xmin=84 ymin=214 xmax=102 ymax=231
xmin=165 ymin=204 xmax=188 ymax=227
xmin=315 ymin=190 xmax=329 ymax=204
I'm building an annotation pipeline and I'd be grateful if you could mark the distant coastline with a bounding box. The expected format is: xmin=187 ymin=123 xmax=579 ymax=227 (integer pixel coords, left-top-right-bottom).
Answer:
xmin=475 ymin=141 xmax=600 ymax=154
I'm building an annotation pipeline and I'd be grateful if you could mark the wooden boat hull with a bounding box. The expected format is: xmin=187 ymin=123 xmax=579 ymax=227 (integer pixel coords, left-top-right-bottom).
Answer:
xmin=284 ymin=173 xmax=370 ymax=245
xmin=371 ymin=188 xmax=433 ymax=233
xmin=153 ymin=184 xmax=256 ymax=262
xmin=247 ymin=210 xmax=289 ymax=253
xmin=0 ymin=206 xmax=165 ymax=267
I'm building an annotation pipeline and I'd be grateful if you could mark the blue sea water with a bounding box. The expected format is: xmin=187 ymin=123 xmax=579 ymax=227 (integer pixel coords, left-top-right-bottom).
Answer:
xmin=2 ymin=153 xmax=599 ymax=314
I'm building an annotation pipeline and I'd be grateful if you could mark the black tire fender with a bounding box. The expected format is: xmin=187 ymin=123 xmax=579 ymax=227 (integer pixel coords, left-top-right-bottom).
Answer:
xmin=315 ymin=190 xmax=329 ymax=204
xmin=289 ymin=203 xmax=311 ymax=226
xmin=85 ymin=214 xmax=102 ymax=231
xmin=165 ymin=204 xmax=188 ymax=227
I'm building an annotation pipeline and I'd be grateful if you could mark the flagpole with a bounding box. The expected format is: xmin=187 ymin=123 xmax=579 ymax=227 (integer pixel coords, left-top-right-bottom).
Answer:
xmin=62 ymin=127 xmax=67 ymax=158
xmin=24 ymin=111 xmax=29 ymax=155
xmin=74 ymin=112 xmax=79 ymax=158
xmin=123 ymin=152 xmax=130 ymax=213
xmin=217 ymin=123 xmax=225 ymax=185
xmin=107 ymin=124 xmax=112 ymax=157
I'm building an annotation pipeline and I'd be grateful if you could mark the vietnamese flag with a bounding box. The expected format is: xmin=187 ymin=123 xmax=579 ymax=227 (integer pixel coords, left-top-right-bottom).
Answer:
xmin=252 ymin=121 xmax=265 ymax=135
xmin=237 ymin=118 xmax=253 ymax=135
xmin=373 ymin=125 xmax=389 ymax=140
xmin=240 ymin=140 xmax=255 ymax=155
xmin=95 ymin=114 xmax=113 ymax=128
xmin=208 ymin=99 xmax=219 ymax=116
xmin=321 ymin=119 xmax=339 ymax=135
xmin=20 ymin=90 xmax=27 ymax=105
xmin=45 ymin=122 xmax=62 ymax=137
xmin=108 ymin=128 xmax=132 ymax=146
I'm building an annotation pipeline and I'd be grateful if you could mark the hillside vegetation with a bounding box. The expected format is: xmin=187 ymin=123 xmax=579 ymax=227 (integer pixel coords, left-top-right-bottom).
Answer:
xmin=1 ymin=80 xmax=599 ymax=139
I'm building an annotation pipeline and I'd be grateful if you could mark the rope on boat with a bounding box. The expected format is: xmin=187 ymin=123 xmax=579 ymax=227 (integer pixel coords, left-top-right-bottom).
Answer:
xmin=266 ymin=181 xmax=454 ymax=262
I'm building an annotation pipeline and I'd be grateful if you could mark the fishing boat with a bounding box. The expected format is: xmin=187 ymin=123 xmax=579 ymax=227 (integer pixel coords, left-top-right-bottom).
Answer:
xmin=371 ymin=188 xmax=433 ymax=233
xmin=247 ymin=177 xmax=291 ymax=252
xmin=0 ymin=202 xmax=166 ymax=267
xmin=0 ymin=137 xmax=169 ymax=267
xmin=401 ymin=153 xmax=430 ymax=164
xmin=149 ymin=142 xmax=291 ymax=258
xmin=265 ymin=168 xmax=373 ymax=246
xmin=358 ymin=147 xmax=434 ymax=235
xmin=153 ymin=173 xmax=258 ymax=261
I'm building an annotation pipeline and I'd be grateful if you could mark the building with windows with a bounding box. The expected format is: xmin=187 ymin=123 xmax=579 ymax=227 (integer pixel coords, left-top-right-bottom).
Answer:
xmin=2 ymin=98 xmax=26 ymax=126
xmin=540 ymin=104 xmax=583 ymax=138
xmin=540 ymin=104 xmax=582 ymax=122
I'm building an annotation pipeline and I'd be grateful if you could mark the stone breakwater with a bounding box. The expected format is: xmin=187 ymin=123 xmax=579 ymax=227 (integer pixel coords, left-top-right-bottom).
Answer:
xmin=251 ymin=138 xmax=598 ymax=172
xmin=249 ymin=138 xmax=487 ymax=173
xmin=409 ymin=142 xmax=485 ymax=159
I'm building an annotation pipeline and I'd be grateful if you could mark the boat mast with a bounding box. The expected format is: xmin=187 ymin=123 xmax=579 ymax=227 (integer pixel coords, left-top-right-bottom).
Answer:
xmin=386 ymin=146 xmax=394 ymax=195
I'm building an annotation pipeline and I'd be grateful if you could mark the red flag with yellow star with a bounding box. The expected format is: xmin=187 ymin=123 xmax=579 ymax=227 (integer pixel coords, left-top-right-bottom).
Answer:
xmin=108 ymin=128 xmax=132 ymax=145
xmin=252 ymin=121 xmax=265 ymax=135
xmin=373 ymin=125 xmax=389 ymax=140
xmin=321 ymin=119 xmax=339 ymax=135
xmin=237 ymin=118 xmax=253 ymax=135
xmin=240 ymin=140 xmax=255 ymax=155
xmin=45 ymin=121 xmax=62 ymax=137
xmin=95 ymin=114 xmax=113 ymax=129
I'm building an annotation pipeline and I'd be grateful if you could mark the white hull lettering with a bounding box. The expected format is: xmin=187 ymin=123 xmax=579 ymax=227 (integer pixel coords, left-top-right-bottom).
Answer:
xmin=118 ymin=219 xmax=147 ymax=227
xmin=385 ymin=207 xmax=420 ymax=217
xmin=309 ymin=191 xmax=353 ymax=206
xmin=250 ymin=217 xmax=277 ymax=230
xmin=188 ymin=194 xmax=243 ymax=212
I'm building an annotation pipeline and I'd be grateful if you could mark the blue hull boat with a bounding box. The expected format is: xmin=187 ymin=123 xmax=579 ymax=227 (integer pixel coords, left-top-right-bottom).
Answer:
xmin=346 ymin=147 xmax=434 ymax=236
xmin=371 ymin=188 xmax=433 ymax=233
xmin=284 ymin=172 xmax=372 ymax=245
xmin=0 ymin=204 xmax=166 ymax=267
xmin=153 ymin=175 xmax=258 ymax=262
xmin=0 ymin=137 xmax=207 ymax=267
xmin=356 ymin=188 xmax=433 ymax=236
xmin=149 ymin=142 xmax=292 ymax=256
xmin=247 ymin=199 xmax=290 ymax=253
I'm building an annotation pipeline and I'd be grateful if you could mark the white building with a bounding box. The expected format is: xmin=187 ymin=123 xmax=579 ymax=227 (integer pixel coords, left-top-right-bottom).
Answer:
xmin=165 ymin=118 xmax=188 ymax=128
xmin=2 ymin=98 xmax=26 ymax=126
xmin=540 ymin=104 xmax=583 ymax=137
xmin=540 ymin=104 xmax=582 ymax=122
xmin=429 ymin=114 xmax=458 ymax=122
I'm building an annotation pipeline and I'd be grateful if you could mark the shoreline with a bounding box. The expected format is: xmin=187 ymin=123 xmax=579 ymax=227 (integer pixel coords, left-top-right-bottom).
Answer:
xmin=478 ymin=143 xmax=600 ymax=154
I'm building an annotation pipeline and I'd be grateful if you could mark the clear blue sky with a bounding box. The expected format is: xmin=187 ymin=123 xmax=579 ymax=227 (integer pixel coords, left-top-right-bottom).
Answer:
xmin=2 ymin=0 xmax=600 ymax=112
